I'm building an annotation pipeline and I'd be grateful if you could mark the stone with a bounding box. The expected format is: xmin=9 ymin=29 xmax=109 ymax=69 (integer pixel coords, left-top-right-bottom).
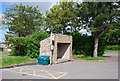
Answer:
xmin=39 ymin=33 xmax=72 ymax=64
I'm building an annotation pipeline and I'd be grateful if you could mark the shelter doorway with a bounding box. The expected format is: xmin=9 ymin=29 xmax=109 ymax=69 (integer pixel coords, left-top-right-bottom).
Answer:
xmin=57 ymin=43 xmax=70 ymax=60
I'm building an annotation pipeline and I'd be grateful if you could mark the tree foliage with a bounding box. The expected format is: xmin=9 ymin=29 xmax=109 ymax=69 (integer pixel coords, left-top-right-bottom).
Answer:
xmin=76 ymin=2 xmax=120 ymax=57
xmin=45 ymin=2 xmax=119 ymax=57
xmin=3 ymin=2 xmax=119 ymax=58
xmin=8 ymin=31 xmax=49 ymax=58
xmin=104 ymin=28 xmax=120 ymax=45
xmin=3 ymin=4 xmax=43 ymax=37
xmin=45 ymin=1 xmax=78 ymax=34
xmin=77 ymin=2 xmax=119 ymax=35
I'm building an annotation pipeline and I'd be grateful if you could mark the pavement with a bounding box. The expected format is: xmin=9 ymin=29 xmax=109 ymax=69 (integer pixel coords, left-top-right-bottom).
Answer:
xmin=0 ymin=52 xmax=119 ymax=79
xmin=0 ymin=54 xmax=12 ymax=58
xmin=0 ymin=52 xmax=12 ymax=58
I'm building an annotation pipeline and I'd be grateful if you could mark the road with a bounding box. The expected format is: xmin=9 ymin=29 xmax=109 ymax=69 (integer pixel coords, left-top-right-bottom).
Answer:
xmin=0 ymin=52 xmax=12 ymax=58
xmin=0 ymin=54 xmax=12 ymax=58
xmin=1 ymin=52 xmax=118 ymax=79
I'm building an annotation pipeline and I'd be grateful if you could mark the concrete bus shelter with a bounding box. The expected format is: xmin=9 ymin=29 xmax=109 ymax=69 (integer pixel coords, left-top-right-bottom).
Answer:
xmin=39 ymin=33 xmax=72 ymax=64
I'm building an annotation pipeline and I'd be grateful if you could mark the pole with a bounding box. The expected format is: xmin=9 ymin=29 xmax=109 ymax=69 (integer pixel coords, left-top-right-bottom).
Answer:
xmin=50 ymin=32 xmax=53 ymax=65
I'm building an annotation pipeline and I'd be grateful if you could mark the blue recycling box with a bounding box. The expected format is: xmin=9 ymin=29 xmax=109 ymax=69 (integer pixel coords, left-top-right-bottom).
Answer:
xmin=37 ymin=56 xmax=50 ymax=65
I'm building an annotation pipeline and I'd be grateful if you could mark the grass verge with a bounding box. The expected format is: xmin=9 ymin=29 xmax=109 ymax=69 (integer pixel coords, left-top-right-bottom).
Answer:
xmin=0 ymin=52 xmax=14 ymax=55
xmin=104 ymin=50 xmax=120 ymax=52
xmin=0 ymin=56 xmax=37 ymax=67
xmin=73 ymin=55 xmax=105 ymax=60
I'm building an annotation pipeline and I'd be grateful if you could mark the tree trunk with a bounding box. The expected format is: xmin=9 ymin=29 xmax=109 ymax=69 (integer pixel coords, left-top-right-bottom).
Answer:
xmin=93 ymin=37 xmax=99 ymax=57
xmin=93 ymin=28 xmax=109 ymax=57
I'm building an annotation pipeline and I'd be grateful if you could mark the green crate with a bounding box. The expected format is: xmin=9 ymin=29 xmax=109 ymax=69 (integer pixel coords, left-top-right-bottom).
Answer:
xmin=37 ymin=56 xmax=50 ymax=65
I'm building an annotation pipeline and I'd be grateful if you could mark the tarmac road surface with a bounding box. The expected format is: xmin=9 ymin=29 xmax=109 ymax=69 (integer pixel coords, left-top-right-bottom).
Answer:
xmin=1 ymin=52 xmax=118 ymax=79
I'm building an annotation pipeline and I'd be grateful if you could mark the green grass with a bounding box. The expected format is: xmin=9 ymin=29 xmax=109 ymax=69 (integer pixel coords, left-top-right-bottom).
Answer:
xmin=73 ymin=55 xmax=105 ymax=60
xmin=0 ymin=52 xmax=13 ymax=55
xmin=104 ymin=50 xmax=120 ymax=52
xmin=0 ymin=56 xmax=37 ymax=67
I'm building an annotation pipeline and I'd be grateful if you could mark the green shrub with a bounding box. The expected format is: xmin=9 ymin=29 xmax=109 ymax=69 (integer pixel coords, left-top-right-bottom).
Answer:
xmin=8 ymin=37 xmax=27 ymax=56
xmin=9 ymin=31 xmax=49 ymax=58
xmin=104 ymin=28 xmax=120 ymax=45
xmin=98 ymin=38 xmax=105 ymax=56
xmin=105 ymin=45 xmax=120 ymax=50
xmin=25 ymin=31 xmax=50 ymax=58
xmin=72 ymin=32 xmax=105 ymax=56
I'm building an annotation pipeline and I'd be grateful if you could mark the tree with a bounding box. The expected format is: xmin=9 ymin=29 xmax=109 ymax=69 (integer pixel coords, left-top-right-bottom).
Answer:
xmin=76 ymin=2 xmax=120 ymax=57
xmin=45 ymin=2 xmax=119 ymax=57
xmin=3 ymin=3 xmax=43 ymax=37
xmin=45 ymin=1 xmax=77 ymax=34
xmin=104 ymin=28 xmax=120 ymax=45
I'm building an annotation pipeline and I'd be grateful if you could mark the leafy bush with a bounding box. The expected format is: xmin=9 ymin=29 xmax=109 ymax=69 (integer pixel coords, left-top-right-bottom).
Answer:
xmin=9 ymin=31 xmax=49 ymax=58
xmin=104 ymin=28 xmax=120 ymax=45
xmin=25 ymin=31 xmax=50 ymax=58
xmin=72 ymin=32 xmax=105 ymax=56
xmin=105 ymin=45 xmax=120 ymax=50
xmin=98 ymin=38 xmax=105 ymax=56
xmin=7 ymin=37 xmax=26 ymax=56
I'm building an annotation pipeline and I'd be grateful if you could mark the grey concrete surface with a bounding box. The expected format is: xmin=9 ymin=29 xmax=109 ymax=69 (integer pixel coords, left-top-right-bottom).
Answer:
xmin=0 ymin=52 xmax=12 ymax=58
xmin=0 ymin=54 xmax=12 ymax=58
xmin=103 ymin=52 xmax=119 ymax=56
xmin=1 ymin=52 xmax=118 ymax=79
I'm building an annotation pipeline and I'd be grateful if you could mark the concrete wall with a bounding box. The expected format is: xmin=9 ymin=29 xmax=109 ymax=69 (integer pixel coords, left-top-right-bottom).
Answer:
xmin=53 ymin=34 xmax=72 ymax=64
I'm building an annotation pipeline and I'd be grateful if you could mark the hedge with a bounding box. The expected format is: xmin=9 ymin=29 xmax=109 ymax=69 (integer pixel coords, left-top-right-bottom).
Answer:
xmin=9 ymin=31 xmax=49 ymax=58
xmin=71 ymin=32 xmax=105 ymax=56
xmin=105 ymin=45 xmax=120 ymax=50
